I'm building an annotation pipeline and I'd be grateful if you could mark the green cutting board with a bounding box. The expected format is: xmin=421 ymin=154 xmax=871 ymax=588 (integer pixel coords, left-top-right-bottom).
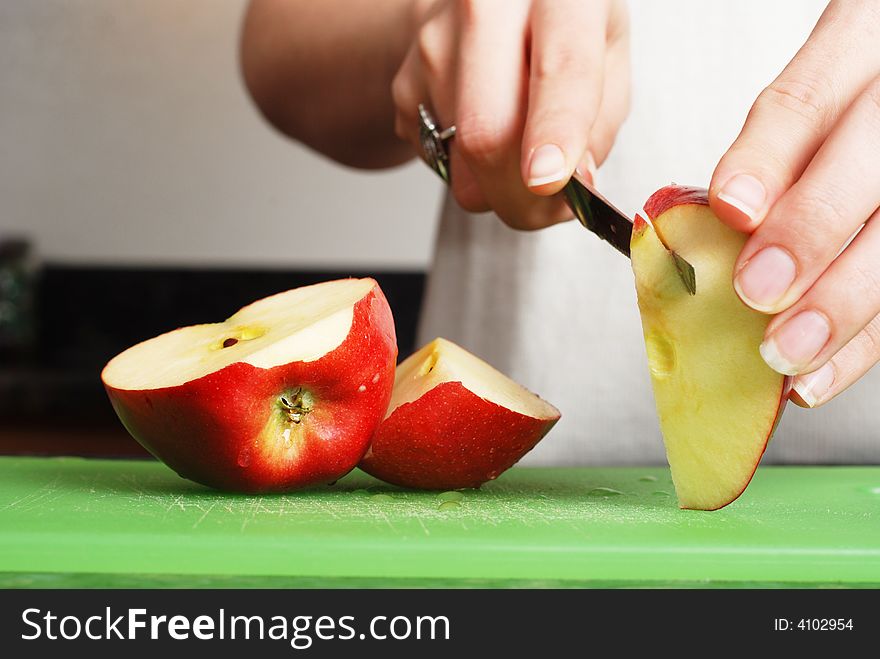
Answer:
xmin=1 ymin=457 xmax=878 ymax=588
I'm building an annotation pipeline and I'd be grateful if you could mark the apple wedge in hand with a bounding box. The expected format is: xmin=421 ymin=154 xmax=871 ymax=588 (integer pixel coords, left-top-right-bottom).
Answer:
xmin=632 ymin=186 xmax=790 ymax=510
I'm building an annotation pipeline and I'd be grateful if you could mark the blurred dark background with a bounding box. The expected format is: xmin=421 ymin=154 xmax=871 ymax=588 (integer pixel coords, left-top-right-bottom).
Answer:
xmin=0 ymin=256 xmax=425 ymax=456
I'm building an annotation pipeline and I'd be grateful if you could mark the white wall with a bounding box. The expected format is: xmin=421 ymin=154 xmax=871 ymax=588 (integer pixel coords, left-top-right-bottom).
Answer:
xmin=0 ymin=0 xmax=443 ymax=269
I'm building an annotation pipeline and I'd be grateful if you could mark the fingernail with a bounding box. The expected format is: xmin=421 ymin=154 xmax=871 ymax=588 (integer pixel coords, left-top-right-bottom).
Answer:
xmin=717 ymin=174 xmax=766 ymax=226
xmin=792 ymin=362 xmax=835 ymax=408
xmin=759 ymin=310 xmax=831 ymax=375
xmin=528 ymin=144 xmax=567 ymax=187
xmin=734 ymin=246 xmax=797 ymax=312
xmin=576 ymin=151 xmax=597 ymax=184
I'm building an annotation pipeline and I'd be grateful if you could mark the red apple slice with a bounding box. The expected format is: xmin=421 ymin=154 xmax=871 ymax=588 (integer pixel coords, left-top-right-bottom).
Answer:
xmin=102 ymin=278 xmax=397 ymax=492
xmin=359 ymin=338 xmax=560 ymax=489
xmin=632 ymin=186 xmax=790 ymax=510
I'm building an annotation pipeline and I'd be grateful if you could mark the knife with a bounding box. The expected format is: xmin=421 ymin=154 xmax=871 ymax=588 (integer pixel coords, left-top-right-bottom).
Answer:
xmin=562 ymin=175 xmax=696 ymax=295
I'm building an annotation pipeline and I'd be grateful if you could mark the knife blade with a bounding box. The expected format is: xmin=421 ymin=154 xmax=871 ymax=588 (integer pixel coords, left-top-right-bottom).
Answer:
xmin=562 ymin=174 xmax=696 ymax=295
xmin=563 ymin=173 xmax=632 ymax=258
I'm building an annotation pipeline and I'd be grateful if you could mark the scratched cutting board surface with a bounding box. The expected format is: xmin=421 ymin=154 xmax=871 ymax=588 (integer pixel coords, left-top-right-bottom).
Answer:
xmin=0 ymin=457 xmax=879 ymax=588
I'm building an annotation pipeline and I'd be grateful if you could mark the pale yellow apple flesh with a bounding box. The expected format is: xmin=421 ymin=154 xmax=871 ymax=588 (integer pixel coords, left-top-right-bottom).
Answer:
xmin=102 ymin=278 xmax=374 ymax=390
xmin=632 ymin=202 xmax=787 ymax=510
xmin=386 ymin=338 xmax=560 ymax=421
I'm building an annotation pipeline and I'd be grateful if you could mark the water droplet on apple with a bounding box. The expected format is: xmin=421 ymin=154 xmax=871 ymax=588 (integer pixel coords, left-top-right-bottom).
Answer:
xmin=237 ymin=447 xmax=251 ymax=468
xmin=437 ymin=491 xmax=464 ymax=503
xmin=587 ymin=487 xmax=623 ymax=497
xmin=370 ymin=493 xmax=393 ymax=502
xmin=638 ymin=475 xmax=658 ymax=482
xmin=645 ymin=330 xmax=676 ymax=378
xmin=352 ymin=488 xmax=371 ymax=496
xmin=437 ymin=500 xmax=460 ymax=512
xmin=652 ymin=491 xmax=671 ymax=497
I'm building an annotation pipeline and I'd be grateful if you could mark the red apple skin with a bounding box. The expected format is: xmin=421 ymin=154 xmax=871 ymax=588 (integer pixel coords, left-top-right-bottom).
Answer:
xmin=639 ymin=185 xmax=793 ymax=510
xmin=360 ymin=382 xmax=559 ymax=490
xmin=643 ymin=184 xmax=709 ymax=220
xmin=633 ymin=213 xmax=649 ymax=234
xmin=104 ymin=283 xmax=397 ymax=493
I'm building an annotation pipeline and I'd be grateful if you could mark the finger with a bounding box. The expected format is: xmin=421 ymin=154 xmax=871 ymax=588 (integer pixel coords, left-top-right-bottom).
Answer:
xmin=391 ymin=48 xmax=428 ymax=148
xmin=393 ymin=7 xmax=489 ymax=210
xmin=415 ymin=4 xmax=490 ymax=210
xmin=759 ymin=202 xmax=880 ymax=379
xmin=453 ymin=0 xmax=540 ymax=220
xmin=709 ymin=0 xmax=880 ymax=232
xmin=733 ymin=74 xmax=880 ymax=315
xmin=584 ymin=18 xmax=630 ymax=168
xmin=520 ymin=0 xmax=608 ymax=195
xmin=790 ymin=312 xmax=880 ymax=408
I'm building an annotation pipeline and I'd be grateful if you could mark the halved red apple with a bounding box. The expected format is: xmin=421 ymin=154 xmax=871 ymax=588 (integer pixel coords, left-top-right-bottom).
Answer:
xmin=359 ymin=338 xmax=560 ymax=489
xmin=632 ymin=186 xmax=790 ymax=510
xmin=102 ymin=278 xmax=397 ymax=492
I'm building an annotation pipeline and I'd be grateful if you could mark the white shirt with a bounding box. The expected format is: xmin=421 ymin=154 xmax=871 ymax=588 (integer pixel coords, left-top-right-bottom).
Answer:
xmin=417 ymin=0 xmax=880 ymax=465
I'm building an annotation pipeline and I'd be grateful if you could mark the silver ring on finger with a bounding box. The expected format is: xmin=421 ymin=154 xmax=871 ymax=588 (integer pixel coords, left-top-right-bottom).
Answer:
xmin=418 ymin=103 xmax=456 ymax=183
